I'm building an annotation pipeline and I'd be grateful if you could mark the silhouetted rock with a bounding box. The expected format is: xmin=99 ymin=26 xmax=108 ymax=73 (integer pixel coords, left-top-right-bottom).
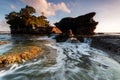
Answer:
xmin=54 ymin=12 xmax=98 ymax=42
xmin=54 ymin=12 xmax=98 ymax=35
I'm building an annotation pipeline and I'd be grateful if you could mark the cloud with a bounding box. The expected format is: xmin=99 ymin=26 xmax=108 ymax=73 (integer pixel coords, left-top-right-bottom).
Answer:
xmin=10 ymin=4 xmax=17 ymax=10
xmin=0 ymin=20 xmax=10 ymax=31
xmin=21 ymin=0 xmax=71 ymax=16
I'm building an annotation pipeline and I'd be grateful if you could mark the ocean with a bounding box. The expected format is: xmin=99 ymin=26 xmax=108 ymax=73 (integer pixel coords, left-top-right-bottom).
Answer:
xmin=0 ymin=33 xmax=120 ymax=80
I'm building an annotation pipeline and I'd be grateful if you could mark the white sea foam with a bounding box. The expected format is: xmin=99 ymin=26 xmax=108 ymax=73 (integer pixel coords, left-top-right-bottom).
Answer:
xmin=0 ymin=38 xmax=120 ymax=80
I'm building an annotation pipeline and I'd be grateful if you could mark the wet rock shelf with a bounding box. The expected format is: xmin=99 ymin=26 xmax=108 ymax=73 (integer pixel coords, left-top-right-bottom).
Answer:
xmin=0 ymin=46 xmax=44 ymax=68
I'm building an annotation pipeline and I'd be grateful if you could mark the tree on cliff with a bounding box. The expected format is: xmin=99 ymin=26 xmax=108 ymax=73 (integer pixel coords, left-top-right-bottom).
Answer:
xmin=5 ymin=5 xmax=50 ymax=33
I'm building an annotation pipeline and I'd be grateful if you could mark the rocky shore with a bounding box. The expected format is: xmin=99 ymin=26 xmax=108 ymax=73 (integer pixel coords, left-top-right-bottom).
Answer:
xmin=91 ymin=34 xmax=120 ymax=63
xmin=0 ymin=45 xmax=44 ymax=68
xmin=0 ymin=41 xmax=9 ymax=45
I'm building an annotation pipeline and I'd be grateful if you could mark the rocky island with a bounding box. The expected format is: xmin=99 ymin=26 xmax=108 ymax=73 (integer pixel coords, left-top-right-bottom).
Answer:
xmin=55 ymin=12 xmax=98 ymax=35
xmin=5 ymin=5 xmax=98 ymax=36
xmin=54 ymin=12 xmax=98 ymax=42
xmin=5 ymin=5 xmax=60 ymax=34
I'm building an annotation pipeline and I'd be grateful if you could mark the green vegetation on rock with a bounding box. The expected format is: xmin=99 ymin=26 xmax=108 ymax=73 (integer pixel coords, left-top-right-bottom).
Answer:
xmin=5 ymin=5 xmax=50 ymax=34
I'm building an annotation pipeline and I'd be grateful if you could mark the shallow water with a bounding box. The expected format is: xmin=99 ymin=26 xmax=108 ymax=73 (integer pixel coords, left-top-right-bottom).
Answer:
xmin=0 ymin=34 xmax=120 ymax=80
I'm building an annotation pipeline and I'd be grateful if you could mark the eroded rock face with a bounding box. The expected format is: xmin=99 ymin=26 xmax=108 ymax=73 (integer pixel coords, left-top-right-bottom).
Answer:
xmin=54 ymin=12 xmax=98 ymax=35
xmin=0 ymin=46 xmax=43 ymax=68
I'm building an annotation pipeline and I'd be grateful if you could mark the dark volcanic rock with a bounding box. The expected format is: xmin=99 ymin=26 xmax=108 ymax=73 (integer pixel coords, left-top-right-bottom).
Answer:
xmin=91 ymin=35 xmax=120 ymax=55
xmin=54 ymin=12 xmax=98 ymax=35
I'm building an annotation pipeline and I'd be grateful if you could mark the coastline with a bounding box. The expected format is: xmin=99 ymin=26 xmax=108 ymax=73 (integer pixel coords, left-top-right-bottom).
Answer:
xmin=0 ymin=35 xmax=57 ymax=70
xmin=91 ymin=34 xmax=120 ymax=63
xmin=0 ymin=33 xmax=120 ymax=68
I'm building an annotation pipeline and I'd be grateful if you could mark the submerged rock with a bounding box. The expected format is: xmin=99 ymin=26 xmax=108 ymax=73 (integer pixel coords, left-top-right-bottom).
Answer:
xmin=0 ymin=46 xmax=43 ymax=68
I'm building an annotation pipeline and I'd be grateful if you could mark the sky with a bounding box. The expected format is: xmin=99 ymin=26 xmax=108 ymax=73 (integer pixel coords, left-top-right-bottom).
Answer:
xmin=0 ymin=0 xmax=120 ymax=32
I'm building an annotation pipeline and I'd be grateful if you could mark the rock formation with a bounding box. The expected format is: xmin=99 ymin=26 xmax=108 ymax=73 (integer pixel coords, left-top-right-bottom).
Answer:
xmin=0 ymin=41 xmax=9 ymax=45
xmin=55 ymin=12 xmax=98 ymax=35
xmin=54 ymin=12 xmax=98 ymax=42
xmin=5 ymin=5 xmax=55 ymax=34
xmin=0 ymin=46 xmax=43 ymax=68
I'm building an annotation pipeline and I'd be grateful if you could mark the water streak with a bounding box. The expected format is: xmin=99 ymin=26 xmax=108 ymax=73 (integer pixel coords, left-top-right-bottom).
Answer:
xmin=0 ymin=38 xmax=120 ymax=80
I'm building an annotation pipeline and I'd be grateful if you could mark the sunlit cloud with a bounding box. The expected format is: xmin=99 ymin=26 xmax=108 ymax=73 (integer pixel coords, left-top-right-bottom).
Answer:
xmin=21 ymin=0 xmax=71 ymax=16
xmin=10 ymin=4 xmax=17 ymax=10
